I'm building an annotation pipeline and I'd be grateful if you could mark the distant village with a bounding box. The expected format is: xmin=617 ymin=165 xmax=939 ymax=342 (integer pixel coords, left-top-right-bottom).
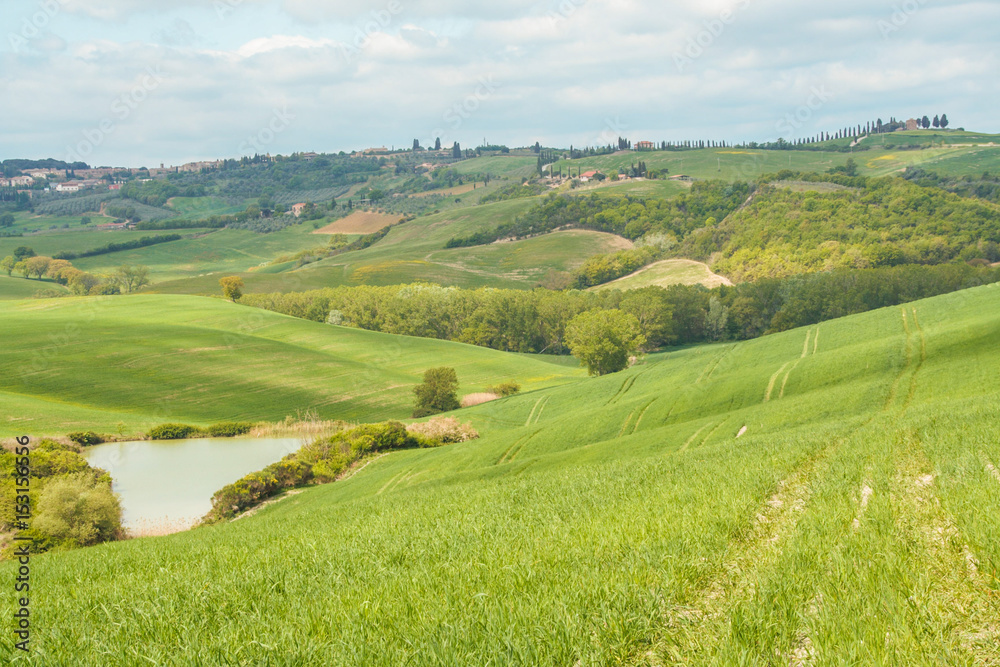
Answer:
xmin=0 ymin=116 xmax=956 ymax=197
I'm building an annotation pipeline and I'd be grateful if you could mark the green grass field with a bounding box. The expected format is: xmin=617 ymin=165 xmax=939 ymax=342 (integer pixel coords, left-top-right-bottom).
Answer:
xmin=553 ymin=145 xmax=1000 ymax=182
xmin=74 ymin=225 xmax=326 ymax=283
xmin=0 ymin=295 xmax=582 ymax=437
xmin=0 ymin=275 xmax=69 ymax=300
xmin=591 ymin=258 xmax=732 ymax=291
xmin=153 ymin=198 xmax=629 ymax=294
xmin=873 ymin=129 xmax=1000 ymax=147
xmin=165 ymin=196 xmax=248 ymax=219
xmin=0 ymin=222 xmax=331 ymax=286
xmin=3 ymin=284 xmax=998 ymax=663
xmin=447 ymin=155 xmax=540 ymax=179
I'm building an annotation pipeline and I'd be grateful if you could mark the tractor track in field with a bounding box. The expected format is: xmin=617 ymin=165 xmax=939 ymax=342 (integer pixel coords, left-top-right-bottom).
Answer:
xmin=894 ymin=431 xmax=999 ymax=663
xmin=767 ymin=328 xmax=818 ymax=402
xmin=606 ymin=368 xmax=650 ymax=406
xmin=377 ymin=467 xmax=430 ymax=495
xmin=697 ymin=345 xmax=736 ymax=385
xmin=617 ymin=410 xmax=636 ymax=438
xmin=631 ymin=400 xmax=656 ymax=435
xmin=885 ymin=307 xmax=927 ymax=414
xmin=496 ymin=430 xmax=541 ymax=465
xmin=524 ymin=396 xmax=550 ymax=426
xmin=678 ymin=422 xmax=712 ymax=454
xmin=697 ymin=418 xmax=731 ymax=450
xmin=903 ymin=308 xmax=927 ymax=411
xmin=982 ymin=453 xmax=1000 ymax=485
xmin=677 ymin=415 xmax=734 ymax=454
xmin=765 ymin=362 xmax=791 ymax=402
xmin=618 ymin=400 xmax=657 ymax=438
xmin=884 ymin=308 xmax=915 ymax=411
xmin=655 ymin=441 xmax=839 ymax=664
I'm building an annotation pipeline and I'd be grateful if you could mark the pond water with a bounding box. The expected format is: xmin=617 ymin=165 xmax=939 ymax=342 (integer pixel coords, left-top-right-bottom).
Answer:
xmin=83 ymin=437 xmax=305 ymax=534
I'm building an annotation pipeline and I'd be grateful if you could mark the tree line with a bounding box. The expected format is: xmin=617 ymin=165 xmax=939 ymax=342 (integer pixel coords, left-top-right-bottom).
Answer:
xmin=903 ymin=168 xmax=1000 ymax=204
xmin=1 ymin=246 xmax=151 ymax=294
xmin=446 ymin=182 xmax=753 ymax=248
xmin=237 ymin=263 xmax=999 ymax=358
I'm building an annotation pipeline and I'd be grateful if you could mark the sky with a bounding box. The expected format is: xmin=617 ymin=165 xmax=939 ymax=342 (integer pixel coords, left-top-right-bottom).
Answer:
xmin=1 ymin=0 xmax=998 ymax=167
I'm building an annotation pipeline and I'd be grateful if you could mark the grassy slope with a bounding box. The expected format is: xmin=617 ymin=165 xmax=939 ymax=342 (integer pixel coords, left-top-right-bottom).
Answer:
xmin=154 ymin=198 xmax=633 ymax=294
xmin=591 ymin=258 xmax=731 ymax=291
xmin=0 ymin=275 xmax=70 ymax=300
xmin=73 ymin=226 xmax=324 ymax=283
xmin=6 ymin=284 xmax=999 ymax=663
xmin=554 ymin=145 xmax=1000 ymax=182
xmin=166 ymin=196 xmax=247 ymax=219
xmin=0 ymin=295 xmax=582 ymax=437
xmin=0 ymin=223 xmax=327 ymax=285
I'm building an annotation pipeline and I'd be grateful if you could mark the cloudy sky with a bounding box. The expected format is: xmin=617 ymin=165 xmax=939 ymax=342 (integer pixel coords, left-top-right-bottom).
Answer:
xmin=1 ymin=0 xmax=997 ymax=167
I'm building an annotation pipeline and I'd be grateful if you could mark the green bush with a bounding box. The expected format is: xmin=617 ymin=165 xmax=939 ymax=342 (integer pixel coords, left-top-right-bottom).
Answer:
xmin=147 ymin=423 xmax=200 ymax=440
xmin=486 ymin=381 xmax=521 ymax=397
xmin=204 ymin=421 xmax=430 ymax=523
xmin=413 ymin=367 xmax=460 ymax=418
xmin=31 ymin=474 xmax=122 ymax=550
xmin=67 ymin=431 xmax=104 ymax=446
xmin=207 ymin=421 xmax=255 ymax=437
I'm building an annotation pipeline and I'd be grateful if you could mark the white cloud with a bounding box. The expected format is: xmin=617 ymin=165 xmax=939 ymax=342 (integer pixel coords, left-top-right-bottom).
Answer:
xmin=1 ymin=1 xmax=997 ymax=164
xmin=236 ymin=34 xmax=336 ymax=57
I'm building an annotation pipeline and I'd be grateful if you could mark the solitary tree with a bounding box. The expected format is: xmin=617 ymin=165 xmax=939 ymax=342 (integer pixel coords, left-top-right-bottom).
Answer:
xmin=0 ymin=213 xmax=14 ymax=228
xmin=0 ymin=256 xmax=15 ymax=276
xmin=413 ymin=367 xmax=460 ymax=418
xmin=565 ymin=309 xmax=646 ymax=376
xmin=220 ymin=276 xmax=245 ymax=302
xmin=434 ymin=137 xmax=442 ymax=151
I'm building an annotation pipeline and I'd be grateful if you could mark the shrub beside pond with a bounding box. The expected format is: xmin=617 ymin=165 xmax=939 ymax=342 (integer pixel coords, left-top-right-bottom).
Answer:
xmin=203 ymin=419 xmax=478 ymax=523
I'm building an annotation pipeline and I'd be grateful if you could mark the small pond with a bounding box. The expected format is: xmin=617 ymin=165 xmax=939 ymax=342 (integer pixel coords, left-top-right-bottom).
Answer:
xmin=83 ymin=437 xmax=305 ymax=534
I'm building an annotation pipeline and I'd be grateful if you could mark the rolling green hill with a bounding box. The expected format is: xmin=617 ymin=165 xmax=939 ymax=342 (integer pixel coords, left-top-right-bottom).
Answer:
xmin=0 ymin=295 xmax=582 ymax=437
xmin=590 ymin=258 xmax=732 ymax=291
xmin=0 ymin=275 xmax=69 ymax=300
xmin=553 ymin=145 xmax=1000 ymax=182
xmin=4 ymin=284 xmax=998 ymax=663
xmin=152 ymin=198 xmax=636 ymax=294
